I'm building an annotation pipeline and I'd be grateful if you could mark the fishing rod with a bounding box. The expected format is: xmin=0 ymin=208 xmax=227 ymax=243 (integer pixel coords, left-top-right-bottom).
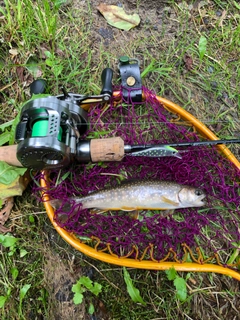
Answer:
xmin=11 ymin=63 xmax=239 ymax=170
xmin=125 ymin=138 xmax=240 ymax=158
xmin=128 ymin=138 xmax=240 ymax=150
xmin=75 ymin=137 xmax=240 ymax=162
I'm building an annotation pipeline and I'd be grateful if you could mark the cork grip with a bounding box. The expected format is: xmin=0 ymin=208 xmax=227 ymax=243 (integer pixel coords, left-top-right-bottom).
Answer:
xmin=90 ymin=137 xmax=125 ymax=162
xmin=0 ymin=145 xmax=23 ymax=167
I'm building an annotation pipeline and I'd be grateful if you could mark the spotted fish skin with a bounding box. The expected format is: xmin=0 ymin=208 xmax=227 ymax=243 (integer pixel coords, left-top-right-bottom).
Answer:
xmin=51 ymin=180 xmax=206 ymax=212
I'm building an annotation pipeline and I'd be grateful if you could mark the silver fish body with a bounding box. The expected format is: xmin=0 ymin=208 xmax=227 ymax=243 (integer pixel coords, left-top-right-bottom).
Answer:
xmin=51 ymin=180 xmax=206 ymax=212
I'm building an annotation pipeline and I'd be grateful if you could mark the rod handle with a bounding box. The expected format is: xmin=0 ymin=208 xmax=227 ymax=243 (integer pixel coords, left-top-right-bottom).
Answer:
xmin=90 ymin=137 xmax=124 ymax=162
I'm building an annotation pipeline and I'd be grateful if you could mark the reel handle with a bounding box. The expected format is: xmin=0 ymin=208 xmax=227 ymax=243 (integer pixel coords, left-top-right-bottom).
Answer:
xmin=101 ymin=68 xmax=113 ymax=96
xmin=30 ymin=79 xmax=48 ymax=95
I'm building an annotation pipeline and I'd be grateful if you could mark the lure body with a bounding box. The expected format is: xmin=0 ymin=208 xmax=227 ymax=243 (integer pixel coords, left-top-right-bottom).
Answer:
xmin=126 ymin=146 xmax=182 ymax=159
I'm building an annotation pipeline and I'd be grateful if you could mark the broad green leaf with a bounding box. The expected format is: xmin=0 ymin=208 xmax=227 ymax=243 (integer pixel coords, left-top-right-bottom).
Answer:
xmin=123 ymin=267 xmax=146 ymax=305
xmin=29 ymin=215 xmax=35 ymax=223
xmin=73 ymin=292 xmax=84 ymax=305
xmin=11 ymin=267 xmax=19 ymax=280
xmin=0 ymin=161 xmax=27 ymax=185
xmin=91 ymin=282 xmax=102 ymax=296
xmin=20 ymin=249 xmax=28 ymax=258
xmin=53 ymin=64 xmax=63 ymax=77
xmin=79 ymin=276 xmax=93 ymax=290
xmin=0 ymin=296 xmax=7 ymax=308
xmin=46 ymin=58 xmax=54 ymax=67
xmin=198 ymin=36 xmax=207 ymax=60
xmin=166 ymin=267 xmax=177 ymax=281
xmin=25 ymin=56 xmax=42 ymax=78
xmin=0 ymin=234 xmax=19 ymax=247
xmin=174 ymin=277 xmax=187 ymax=301
xmin=9 ymin=114 xmax=20 ymax=145
xmin=44 ymin=51 xmax=52 ymax=59
xmin=19 ymin=284 xmax=31 ymax=300
xmin=53 ymin=0 xmax=67 ymax=9
xmin=97 ymin=4 xmax=140 ymax=31
xmin=72 ymin=282 xmax=82 ymax=293
xmin=233 ymin=1 xmax=240 ymax=9
xmin=88 ymin=302 xmax=95 ymax=315
xmin=0 ymin=131 xmax=10 ymax=146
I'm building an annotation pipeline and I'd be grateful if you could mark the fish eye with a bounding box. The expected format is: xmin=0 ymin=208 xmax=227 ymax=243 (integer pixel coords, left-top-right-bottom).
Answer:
xmin=195 ymin=189 xmax=203 ymax=196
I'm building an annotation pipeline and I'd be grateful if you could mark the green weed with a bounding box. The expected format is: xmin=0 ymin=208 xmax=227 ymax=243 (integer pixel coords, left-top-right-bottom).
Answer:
xmin=72 ymin=275 xmax=102 ymax=315
xmin=165 ymin=267 xmax=189 ymax=302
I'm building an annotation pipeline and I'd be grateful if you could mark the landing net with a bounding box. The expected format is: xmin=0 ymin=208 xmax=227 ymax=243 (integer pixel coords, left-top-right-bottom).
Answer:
xmin=38 ymin=87 xmax=240 ymax=270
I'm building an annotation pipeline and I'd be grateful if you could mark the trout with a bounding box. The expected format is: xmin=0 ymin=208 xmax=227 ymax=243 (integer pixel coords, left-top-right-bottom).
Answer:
xmin=50 ymin=180 xmax=206 ymax=214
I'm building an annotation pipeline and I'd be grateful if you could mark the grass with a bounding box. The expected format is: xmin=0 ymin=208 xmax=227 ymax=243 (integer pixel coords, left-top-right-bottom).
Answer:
xmin=0 ymin=0 xmax=239 ymax=319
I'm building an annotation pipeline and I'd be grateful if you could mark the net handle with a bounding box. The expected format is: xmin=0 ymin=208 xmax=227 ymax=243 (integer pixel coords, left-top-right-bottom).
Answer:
xmin=41 ymin=92 xmax=240 ymax=280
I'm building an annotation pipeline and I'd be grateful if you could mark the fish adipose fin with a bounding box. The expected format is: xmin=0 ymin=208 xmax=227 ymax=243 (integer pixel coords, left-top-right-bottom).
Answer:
xmin=161 ymin=196 xmax=179 ymax=206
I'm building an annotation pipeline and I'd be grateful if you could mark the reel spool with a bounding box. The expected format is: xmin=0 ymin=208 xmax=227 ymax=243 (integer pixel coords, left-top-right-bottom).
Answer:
xmin=15 ymin=96 xmax=88 ymax=170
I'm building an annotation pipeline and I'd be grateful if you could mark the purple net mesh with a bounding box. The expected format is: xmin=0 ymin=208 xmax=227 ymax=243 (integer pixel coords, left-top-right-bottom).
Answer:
xmin=38 ymin=87 xmax=240 ymax=268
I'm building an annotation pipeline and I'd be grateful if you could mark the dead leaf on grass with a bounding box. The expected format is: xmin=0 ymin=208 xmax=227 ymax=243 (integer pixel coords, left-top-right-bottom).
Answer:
xmin=9 ymin=48 xmax=18 ymax=57
xmin=183 ymin=54 xmax=193 ymax=70
xmin=218 ymin=10 xmax=227 ymax=28
xmin=26 ymin=55 xmax=43 ymax=78
xmin=97 ymin=3 xmax=140 ymax=31
xmin=0 ymin=197 xmax=14 ymax=234
xmin=16 ymin=66 xmax=25 ymax=82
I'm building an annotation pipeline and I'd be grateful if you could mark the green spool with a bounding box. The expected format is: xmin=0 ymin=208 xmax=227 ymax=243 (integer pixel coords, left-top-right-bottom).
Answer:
xmin=32 ymin=120 xmax=62 ymax=141
xmin=32 ymin=120 xmax=48 ymax=137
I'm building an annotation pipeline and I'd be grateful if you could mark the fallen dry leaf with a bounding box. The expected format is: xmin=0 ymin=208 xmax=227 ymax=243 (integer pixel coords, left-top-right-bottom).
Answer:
xmin=97 ymin=3 xmax=140 ymax=31
xmin=218 ymin=10 xmax=227 ymax=28
xmin=0 ymin=197 xmax=14 ymax=234
xmin=183 ymin=54 xmax=193 ymax=70
xmin=9 ymin=48 xmax=18 ymax=56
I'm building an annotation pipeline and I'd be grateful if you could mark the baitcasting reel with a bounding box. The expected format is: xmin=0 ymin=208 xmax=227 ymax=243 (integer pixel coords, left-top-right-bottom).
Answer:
xmin=15 ymin=58 xmax=239 ymax=171
xmin=15 ymin=68 xmax=114 ymax=170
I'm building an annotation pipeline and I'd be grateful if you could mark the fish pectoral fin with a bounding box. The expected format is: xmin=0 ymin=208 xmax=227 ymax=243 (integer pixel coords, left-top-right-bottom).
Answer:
xmin=161 ymin=196 xmax=179 ymax=206
xmin=121 ymin=206 xmax=137 ymax=212
xmin=129 ymin=210 xmax=139 ymax=220
xmin=90 ymin=208 xmax=107 ymax=215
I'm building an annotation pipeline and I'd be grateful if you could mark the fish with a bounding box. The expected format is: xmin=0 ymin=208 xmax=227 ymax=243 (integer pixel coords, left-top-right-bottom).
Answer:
xmin=50 ymin=180 xmax=206 ymax=214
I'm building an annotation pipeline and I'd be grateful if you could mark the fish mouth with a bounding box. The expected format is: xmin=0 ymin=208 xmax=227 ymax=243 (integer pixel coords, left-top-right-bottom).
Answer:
xmin=198 ymin=194 xmax=206 ymax=205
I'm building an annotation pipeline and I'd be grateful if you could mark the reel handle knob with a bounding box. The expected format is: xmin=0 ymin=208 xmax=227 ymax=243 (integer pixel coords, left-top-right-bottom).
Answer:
xmin=30 ymin=79 xmax=48 ymax=95
xmin=101 ymin=68 xmax=113 ymax=96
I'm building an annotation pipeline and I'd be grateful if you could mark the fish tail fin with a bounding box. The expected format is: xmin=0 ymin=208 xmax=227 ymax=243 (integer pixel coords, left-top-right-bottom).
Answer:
xmin=49 ymin=199 xmax=72 ymax=212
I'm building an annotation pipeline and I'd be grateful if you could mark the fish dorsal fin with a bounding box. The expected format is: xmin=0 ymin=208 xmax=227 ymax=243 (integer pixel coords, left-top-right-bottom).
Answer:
xmin=119 ymin=178 xmax=141 ymax=185
xmin=161 ymin=196 xmax=179 ymax=206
